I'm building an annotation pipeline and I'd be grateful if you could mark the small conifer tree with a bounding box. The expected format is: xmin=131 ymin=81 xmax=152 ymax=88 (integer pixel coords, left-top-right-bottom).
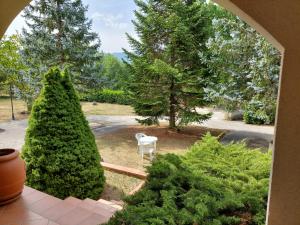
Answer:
xmin=22 ymin=68 xmax=105 ymax=199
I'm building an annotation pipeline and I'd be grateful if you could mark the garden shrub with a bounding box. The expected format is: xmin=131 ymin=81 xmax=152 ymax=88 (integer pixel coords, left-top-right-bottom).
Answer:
xmin=81 ymin=89 xmax=132 ymax=105
xmin=107 ymin=134 xmax=271 ymax=225
xmin=22 ymin=68 xmax=105 ymax=200
xmin=243 ymin=99 xmax=276 ymax=125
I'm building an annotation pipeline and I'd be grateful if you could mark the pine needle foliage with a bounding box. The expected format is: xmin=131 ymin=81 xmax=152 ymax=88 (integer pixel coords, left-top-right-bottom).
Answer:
xmin=22 ymin=68 xmax=105 ymax=200
xmin=124 ymin=0 xmax=215 ymax=129
xmin=20 ymin=0 xmax=103 ymax=105
xmin=107 ymin=134 xmax=271 ymax=225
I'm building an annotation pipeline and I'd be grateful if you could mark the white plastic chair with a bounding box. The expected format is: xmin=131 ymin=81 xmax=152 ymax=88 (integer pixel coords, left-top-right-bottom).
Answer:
xmin=135 ymin=133 xmax=157 ymax=160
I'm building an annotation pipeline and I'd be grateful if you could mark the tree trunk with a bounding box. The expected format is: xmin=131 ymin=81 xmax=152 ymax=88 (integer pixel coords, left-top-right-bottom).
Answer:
xmin=9 ymin=84 xmax=15 ymax=121
xmin=57 ymin=1 xmax=65 ymax=65
xmin=169 ymin=79 xmax=176 ymax=129
xmin=26 ymin=98 xmax=33 ymax=113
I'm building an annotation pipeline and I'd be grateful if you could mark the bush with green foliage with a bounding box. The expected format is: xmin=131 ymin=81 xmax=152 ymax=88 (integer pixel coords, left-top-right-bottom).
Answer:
xmin=243 ymin=98 xmax=276 ymax=125
xmin=81 ymin=89 xmax=131 ymax=105
xmin=107 ymin=134 xmax=271 ymax=225
xmin=207 ymin=8 xmax=280 ymax=125
xmin=22 ymin=68 xmax=105 ymax=200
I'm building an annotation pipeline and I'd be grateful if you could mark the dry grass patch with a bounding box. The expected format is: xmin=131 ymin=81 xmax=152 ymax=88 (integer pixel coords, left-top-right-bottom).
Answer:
xmin=81 ymin=102 xmax=135 ymax=116
xmin=0 ymin=99 xmax=135 ymax=123
xmin=96 ymin=125 xmax=226 ymax=200
xmin=101 ymin=171 xmax=142 ymax=201
xmin=0 ymin=98 xmax=28 ymax=123
xmin=97 ymin=125 xmax=226 ymax=170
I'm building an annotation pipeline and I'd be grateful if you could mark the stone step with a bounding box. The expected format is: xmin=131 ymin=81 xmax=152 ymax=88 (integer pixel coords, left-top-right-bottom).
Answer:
xmin=39 ymin=197 xmax=80 ymax=222
xmin=0 ymin=186 xmax=119 ymax=225
xmin=79 ymin=198 xmax=98 ymax=211
xmin=39 ymin=196 xmax=119 ymax=225
xmin=110 ymin=199 xmax=125 ymax=207
xmin=29 ymin=194 xmax=62 ymax=215
xmin=97 ymin=199 xmax=123 ymax=210
xmin=54 ymin=197 xmax=119 ymax=225
xmin=64 ymin=196 xmax=82 ymax=206
xmin=55 ymin=205 xmax=94 ymax=225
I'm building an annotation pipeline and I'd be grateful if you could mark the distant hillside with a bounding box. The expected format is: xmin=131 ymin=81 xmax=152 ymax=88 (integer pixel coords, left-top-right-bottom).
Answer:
xmin=111 ymin=52 xmax=128 ymax=61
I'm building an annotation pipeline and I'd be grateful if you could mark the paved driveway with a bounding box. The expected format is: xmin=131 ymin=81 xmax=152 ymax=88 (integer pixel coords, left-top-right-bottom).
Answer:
xmin=0 ymin=116 xmax=139 ymax=150
xmin=0 ymin=112 xmax=274 ymax=150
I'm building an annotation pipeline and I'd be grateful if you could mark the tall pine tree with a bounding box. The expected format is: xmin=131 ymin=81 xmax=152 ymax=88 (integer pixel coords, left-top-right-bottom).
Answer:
xmin=20 ymin=0 xmax=102 ymax=109
xmin=124 ymin=0 xmax=213 ymax=129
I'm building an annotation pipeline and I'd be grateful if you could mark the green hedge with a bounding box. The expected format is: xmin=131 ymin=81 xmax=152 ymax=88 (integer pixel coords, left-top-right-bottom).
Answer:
xmin=107 ymin=134 xmax=271 ymax=225
xmin=80 ymin=89 xmax=132 ymax=105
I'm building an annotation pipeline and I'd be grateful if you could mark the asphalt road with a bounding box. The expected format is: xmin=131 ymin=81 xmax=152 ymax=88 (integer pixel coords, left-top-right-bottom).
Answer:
xmin=0 ymin=112 xmax=274 ymax=150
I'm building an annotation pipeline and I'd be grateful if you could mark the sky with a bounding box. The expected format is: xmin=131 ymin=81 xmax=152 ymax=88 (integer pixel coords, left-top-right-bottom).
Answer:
xmin=5 ymin=0 xmax=137 ymax=53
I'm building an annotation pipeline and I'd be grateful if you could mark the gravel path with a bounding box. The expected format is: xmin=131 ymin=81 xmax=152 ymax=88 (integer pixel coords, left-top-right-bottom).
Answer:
xmin=200 ymin=110 xmax=274 ymax=148
xmin=0 ymin=111 xmax=274 ymax=150
xmin=0 ymin=116 xmax=139 ymax=150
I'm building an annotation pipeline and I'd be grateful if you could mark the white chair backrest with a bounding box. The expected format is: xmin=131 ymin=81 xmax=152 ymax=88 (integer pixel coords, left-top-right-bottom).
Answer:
xmin=135 ymin=133 xmax=146 ymax=142
xmin=135 ymin=133 xmax=147 ymax=140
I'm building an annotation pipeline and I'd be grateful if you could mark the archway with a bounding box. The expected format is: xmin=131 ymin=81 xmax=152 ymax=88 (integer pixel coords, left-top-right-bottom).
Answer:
xmin=215 ymin=2 xmax=300 ymax=225
xmin=2 ymin=1 xmax=300 ymax=224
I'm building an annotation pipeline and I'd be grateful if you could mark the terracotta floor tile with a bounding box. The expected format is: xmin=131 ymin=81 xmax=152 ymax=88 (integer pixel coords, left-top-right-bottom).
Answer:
xmin=0 ymin=187 xmax=116 ymax=225
xmin=95 ymin=202 xmax=112 ymax=210
xmin=22 ymin=190 xmax=48 ymax=206
xmin=78 ymin=199 xmax=96 ymax=211
xmin=97 ymin=200 xmax=122 ymax=211
xmin=80 ymin=213 xmax=109 ymax=225
xmin=0 ymin=210 xmax=44 ymax=225
xmin=0 ymin=223 xmax=20 ymax=225
xmin=56 ymin=206 xmax=92 ymax=225
xmin=95 ymin=202 xmax=117 ymax=213
xmin=47 ymin=221 xmax=60 ymax=225
xmin=82 ymin=198 xmax=96 ymax=205
xmin=22 ymin=186 xmax=36 ymax=197
xmin=29 ymin=196 xmax=61 ymax=214
xmin=3 ymin=197 xmax=34 ymax=213
xmin=62 ymin=197 xmax=81 ymax=206
xmin=3 ymin=200 xmax=29 ymax=215
xmin=22 ymin=217 xmax=50 ymax=225
xmin=39 ymin=201 xmax=77 ymax=221
xmin=92 ymin=206 xmax=114 ymax=220
xmin=0 ymin=205 xmax=5 ymax=216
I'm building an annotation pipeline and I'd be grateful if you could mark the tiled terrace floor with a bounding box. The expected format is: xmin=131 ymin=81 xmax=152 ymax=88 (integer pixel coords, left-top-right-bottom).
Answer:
xmin=0 ymin=186 xmax=120 ymax=225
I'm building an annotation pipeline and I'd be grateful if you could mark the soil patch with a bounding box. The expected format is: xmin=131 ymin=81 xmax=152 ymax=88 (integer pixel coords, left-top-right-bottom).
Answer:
xmin=97 ymin=125 xmax=226 ymax=169
xmin=96 ymin=125 xmax=226 ymax=199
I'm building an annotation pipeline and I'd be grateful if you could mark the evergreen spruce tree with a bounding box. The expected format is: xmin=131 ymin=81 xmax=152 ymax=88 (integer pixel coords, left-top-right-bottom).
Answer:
xmin=20 ymin=0 xmax=102 ymax=108
xmin=22 ymin=68 xmax=105 ymax=200
xmin=124 ymin=0 xmax=214 ymax=129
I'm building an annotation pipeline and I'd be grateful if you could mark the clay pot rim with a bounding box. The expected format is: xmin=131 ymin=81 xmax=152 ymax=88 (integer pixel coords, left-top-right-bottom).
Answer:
xmin=0 ymin=149 xmax=19 ymax=162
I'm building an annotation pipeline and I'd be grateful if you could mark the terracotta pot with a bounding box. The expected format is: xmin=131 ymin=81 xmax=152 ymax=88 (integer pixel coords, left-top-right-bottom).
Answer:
xmin=0 ymin=149 xmax=26 ymax=205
